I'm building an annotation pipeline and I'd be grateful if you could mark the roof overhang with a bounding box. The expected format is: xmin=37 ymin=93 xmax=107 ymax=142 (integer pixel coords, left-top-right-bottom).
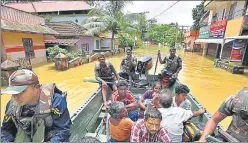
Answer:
xmin=225 ymin=36 xmax=248 ymax=40
xmin=57 ymin=39 xmax=80 ymax=46
xmin=194 ymin=38 xmax=234 ymax=44
xmin=1 ymin=19 xmax=59 ymax=35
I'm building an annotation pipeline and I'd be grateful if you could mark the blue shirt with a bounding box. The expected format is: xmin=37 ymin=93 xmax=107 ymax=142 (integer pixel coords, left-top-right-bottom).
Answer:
xmin=1 ymin=92 xmax=71 ymax=142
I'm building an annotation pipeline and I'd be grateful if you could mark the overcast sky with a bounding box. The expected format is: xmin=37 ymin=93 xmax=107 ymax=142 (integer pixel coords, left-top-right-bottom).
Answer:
xmin=124 ymin=1 xmax=202 ymax=26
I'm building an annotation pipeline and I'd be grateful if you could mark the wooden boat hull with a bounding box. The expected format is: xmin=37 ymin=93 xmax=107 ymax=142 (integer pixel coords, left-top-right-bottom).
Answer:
xmin=69 ymin=75 xmax=222 ymax=142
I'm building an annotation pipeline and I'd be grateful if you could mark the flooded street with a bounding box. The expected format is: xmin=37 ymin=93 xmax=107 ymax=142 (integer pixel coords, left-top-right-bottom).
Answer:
xmin=1 ymin=45 xmax=248 ymax=129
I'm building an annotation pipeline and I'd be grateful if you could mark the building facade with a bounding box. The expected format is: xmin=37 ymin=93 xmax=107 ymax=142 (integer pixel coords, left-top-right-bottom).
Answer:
xmin=195 ymin=0 xmax=248 ymax=66
xmin=46 ymin=21 xmax=100 ymax=56
xmin=5 ymin=1 xmax=92 ymax=24
xmin=184 ymin=30 xmax=199 ymax=51
xmin=1 ymin=5 xmax=58 ymax=64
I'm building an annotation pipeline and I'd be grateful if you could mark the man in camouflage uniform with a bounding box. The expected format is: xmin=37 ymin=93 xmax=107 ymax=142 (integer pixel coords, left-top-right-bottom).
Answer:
xmin=1 ymin=69 xmax=71 ymax=142
xmin=158 ymin=46 xmax=182 ymax=78
xmin=95 ymin=54 xmax=120 ymax=110
xmin=119 ymin=47 xmax=137 ymax=81
xmin=199 ymin=87 xmax=248 ymax=142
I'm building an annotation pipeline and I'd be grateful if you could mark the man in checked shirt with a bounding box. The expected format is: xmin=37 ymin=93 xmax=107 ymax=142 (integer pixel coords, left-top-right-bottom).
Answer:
xmin=130 ymin=108 xmax=171 ymax=142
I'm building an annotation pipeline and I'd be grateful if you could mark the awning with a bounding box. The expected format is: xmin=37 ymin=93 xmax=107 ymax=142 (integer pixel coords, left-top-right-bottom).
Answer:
xmin=194 ymin=38 xmax=234 ymax=44
xmin=57 ymin=39 xmax=80 ymax=46
xmin=225 ymin=35 xmax=248 ymax=40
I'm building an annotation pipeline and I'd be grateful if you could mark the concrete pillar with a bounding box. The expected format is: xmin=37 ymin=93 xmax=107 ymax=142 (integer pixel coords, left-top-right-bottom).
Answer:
xmin=220 ymin=39 xmax=225 ymax=59
xmin=203 ymin=43 xmax=208 ymax=56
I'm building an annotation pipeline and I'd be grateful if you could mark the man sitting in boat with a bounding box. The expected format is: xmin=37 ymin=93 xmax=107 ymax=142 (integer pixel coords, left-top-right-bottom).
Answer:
xmin=119 ymin=47 xmax=137 ymax=81
xmin=130 ymin=108 xmax=171 ymax=142
xmin=138 ymin=82 xmax=162 ymax=111
xmin=199 ymin=87 xmax=248 ymax=142
xmin=157 ymin=46 xmax=182 ymax=78
xmin=112 ymin=80 xmax=138 ymax=121
xmin=1 ymin=69 xmax=71 ymax=142
xmin=172 ymin=84 xmax=192 ymax=110
xmin=158 ymin=90 xmax=205 ymax=142
xmin=108 ymin=101 xmax=134 ymax=142
xmin=94 ymin=54 xmax=120 ymax=110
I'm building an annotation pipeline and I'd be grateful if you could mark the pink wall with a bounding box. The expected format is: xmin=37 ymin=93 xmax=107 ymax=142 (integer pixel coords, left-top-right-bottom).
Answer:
xmin=184 ymin=30 xmax=199 ymax=50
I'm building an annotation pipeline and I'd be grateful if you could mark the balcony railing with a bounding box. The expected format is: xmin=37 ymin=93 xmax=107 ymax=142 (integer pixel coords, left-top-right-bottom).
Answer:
xmin=200 ymin=7 xmax=247 ymax=28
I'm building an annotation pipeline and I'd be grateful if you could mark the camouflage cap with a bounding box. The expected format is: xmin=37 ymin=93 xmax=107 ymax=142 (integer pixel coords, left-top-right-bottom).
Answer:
xmin=2 ymin=69 xmax=39 ymax=95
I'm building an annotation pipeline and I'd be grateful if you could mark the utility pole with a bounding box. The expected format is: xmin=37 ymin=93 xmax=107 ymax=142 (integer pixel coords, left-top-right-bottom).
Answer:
xmin=175 ymin=24 xmax=178 ymax=48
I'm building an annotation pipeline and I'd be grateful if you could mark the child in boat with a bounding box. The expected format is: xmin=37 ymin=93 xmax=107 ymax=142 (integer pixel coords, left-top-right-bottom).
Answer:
xmin=138 ymin=82 xmax=162 ymax=111
xmin=172 ymin=84 xmax=192 ymax=110
xmin=108 ymin=101 xmax=134 ymax=142
xmin=112 ymin=80 xmax=139 ymax=121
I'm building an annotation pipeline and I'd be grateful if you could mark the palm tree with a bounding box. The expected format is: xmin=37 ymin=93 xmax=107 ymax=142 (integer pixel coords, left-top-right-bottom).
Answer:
xmin=82 ymin=1 xmax=141 ymax=51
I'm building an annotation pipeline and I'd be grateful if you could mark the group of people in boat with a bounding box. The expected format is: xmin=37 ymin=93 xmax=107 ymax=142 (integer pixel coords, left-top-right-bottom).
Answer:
xmin=94 ymin=47 xmax=204 ymax=142
xmin=0 ymin=46 xmax=248 ymax=142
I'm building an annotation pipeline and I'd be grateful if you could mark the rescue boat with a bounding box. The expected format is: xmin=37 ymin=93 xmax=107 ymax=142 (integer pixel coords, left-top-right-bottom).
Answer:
xmin=69 ymin=56 xmax=223 ymax=142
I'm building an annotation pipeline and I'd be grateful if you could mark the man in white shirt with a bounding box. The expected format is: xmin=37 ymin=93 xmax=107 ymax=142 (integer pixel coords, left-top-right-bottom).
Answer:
xmin=158 ymin=90 xmax=205 ymax=142
xmin=172 ymin=84 xmax=191 ymax=110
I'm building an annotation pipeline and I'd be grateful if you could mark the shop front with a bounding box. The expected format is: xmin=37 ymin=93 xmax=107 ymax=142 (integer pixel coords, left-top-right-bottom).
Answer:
xmin=222 ymin=36 xmax=248 ymax=66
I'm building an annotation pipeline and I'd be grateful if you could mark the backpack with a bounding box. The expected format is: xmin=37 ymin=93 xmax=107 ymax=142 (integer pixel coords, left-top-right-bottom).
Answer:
xmin=183 ymin=121 xmax=205 ymax=142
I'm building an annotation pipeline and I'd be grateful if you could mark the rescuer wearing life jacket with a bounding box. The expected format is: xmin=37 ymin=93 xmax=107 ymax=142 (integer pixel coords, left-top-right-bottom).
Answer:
xmin=95 ymin=54 xmax=120 ymax=110
xmin=158 ymin=46 xmax=182 ymax=78
xmin=1 ymin=69 xmax=71 ymax=142
xmin=119 ymin=47 xmax=137 ymax=81
xmin=199 ymin=87 xmax=248 ymax=142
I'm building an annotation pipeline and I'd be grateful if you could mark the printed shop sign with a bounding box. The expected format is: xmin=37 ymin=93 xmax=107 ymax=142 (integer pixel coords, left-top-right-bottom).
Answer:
xmin=199 ymin=25 xmax=210 ymax=39
xmin=230 ymin=39 xmax=246 ymax=62
xmin=210 ymin=19 xmax=227 ymax=38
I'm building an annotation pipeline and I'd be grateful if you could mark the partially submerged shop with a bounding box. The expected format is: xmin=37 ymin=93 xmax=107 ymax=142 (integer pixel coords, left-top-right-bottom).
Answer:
xmin=221 ymin=36 xmax=248 ymax=66
xmin=195 ymin=19 xmax=230 ymax=59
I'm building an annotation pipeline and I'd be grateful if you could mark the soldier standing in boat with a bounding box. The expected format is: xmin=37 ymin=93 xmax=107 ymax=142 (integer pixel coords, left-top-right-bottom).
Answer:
xmin=95 ymin=54 xmax=120 ymax=110
xmin=1 ymin=69 xmax=71 ymax=142
xmin=199 ymin=87 xmax=248 ymax=142
xmin=119 ymin=47 xmax=137 ymax=81
xmin=158 ymin=46 xmax=182 ymax=78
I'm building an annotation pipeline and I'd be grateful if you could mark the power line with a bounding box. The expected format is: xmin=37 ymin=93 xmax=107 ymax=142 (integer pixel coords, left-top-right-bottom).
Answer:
xmin=149 ymin=1 xmax=180 ymax=20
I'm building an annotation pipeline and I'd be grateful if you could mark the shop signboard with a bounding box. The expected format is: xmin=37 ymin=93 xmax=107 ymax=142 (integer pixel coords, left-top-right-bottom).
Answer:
xmin=230 ymin=39 xmax=246 ymax=62
xmin=199 ymin=25 xmax=210 ymax=39
xmin=209 ymin=19 xmax=227 ymax=38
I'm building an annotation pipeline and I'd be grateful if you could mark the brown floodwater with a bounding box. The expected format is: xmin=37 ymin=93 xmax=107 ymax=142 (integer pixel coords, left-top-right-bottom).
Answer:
xmin=1 ymin=45 xmax=248 ymax=129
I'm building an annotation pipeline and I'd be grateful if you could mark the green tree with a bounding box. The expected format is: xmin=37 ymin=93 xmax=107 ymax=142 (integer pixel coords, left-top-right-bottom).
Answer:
xmin=82 ymin=1 xmax=141 ymax=51
xmin=191 ymin=2 xmax=204 ymax=30
xmin=145 ymin=24 xmax=183 ymax=47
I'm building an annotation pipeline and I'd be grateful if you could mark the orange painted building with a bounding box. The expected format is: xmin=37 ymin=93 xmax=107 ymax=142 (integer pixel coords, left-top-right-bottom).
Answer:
xmin=184 ymin=30 xmax=199 ymax=51
xmin=1 ymin=5 xmax=58 ymax=64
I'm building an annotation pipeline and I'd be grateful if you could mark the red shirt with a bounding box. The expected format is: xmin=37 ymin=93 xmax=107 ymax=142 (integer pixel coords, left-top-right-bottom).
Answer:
xmin=112 ymin=90 xmax=135 ymax=103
